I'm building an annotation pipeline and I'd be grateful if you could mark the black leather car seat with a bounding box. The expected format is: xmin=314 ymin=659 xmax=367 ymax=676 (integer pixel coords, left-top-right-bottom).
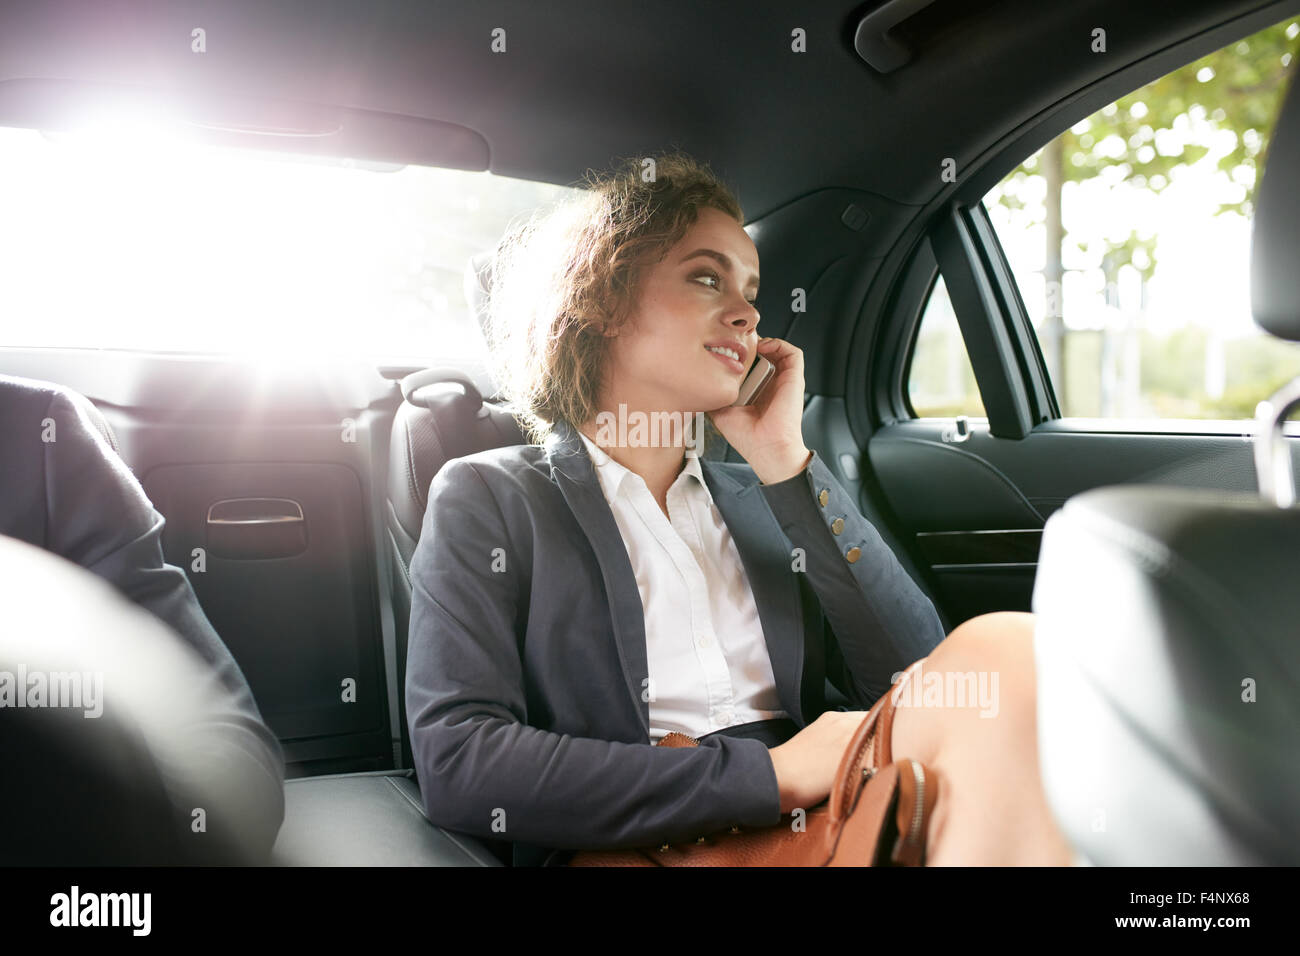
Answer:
xmin=382 ymin=252 xmax=527 ymax=865
xmin=1030 ymin=68 xmax=1300 ymax=865
xmin=386 ymin=253 xmax=526 ymax=775
xmin=270 ymin=253 xmax=522 ymax=867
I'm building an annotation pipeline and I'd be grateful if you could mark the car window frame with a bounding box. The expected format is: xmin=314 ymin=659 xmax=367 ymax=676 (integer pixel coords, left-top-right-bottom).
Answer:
xmin=877 ymin=1 xmax=1300 ymax=440
xmin=899 ymin=245 xmax=990 ymax=423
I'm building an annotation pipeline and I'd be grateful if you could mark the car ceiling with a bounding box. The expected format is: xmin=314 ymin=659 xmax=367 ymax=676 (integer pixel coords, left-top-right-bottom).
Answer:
xmin=0 ymin=0 xmax=1290 ymax=221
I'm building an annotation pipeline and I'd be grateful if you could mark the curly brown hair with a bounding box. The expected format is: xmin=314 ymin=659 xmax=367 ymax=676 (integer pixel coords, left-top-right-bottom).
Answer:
xmin=483 ymin=150 xmax=745 ymax=446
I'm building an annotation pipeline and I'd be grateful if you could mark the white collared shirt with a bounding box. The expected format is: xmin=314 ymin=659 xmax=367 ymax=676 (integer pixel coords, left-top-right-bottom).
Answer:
xmin=577 ymin=431 xmax=789 ymax=742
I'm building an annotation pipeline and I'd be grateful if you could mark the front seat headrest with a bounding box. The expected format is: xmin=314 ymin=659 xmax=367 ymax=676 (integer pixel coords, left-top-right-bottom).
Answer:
xmin=1032 ymin=487 xmax=1300 ymax=865
xmin=0 ymin=534 xmax=275 ymax=865
xmin=1250 ymin=71 xmax=1300 ymax=340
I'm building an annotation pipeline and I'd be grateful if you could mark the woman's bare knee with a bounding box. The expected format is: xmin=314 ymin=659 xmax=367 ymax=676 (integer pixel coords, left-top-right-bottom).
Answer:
xmin=935 ymin=611 xmax=1035 ymax=667
xmin=887 ymin=611 xmax=1073 ymax=864
xmin=889 ymin=611 xmax=1037 ymax=771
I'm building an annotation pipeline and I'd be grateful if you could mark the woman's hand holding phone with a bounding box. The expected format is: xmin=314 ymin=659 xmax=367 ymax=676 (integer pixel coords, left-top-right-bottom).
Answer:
xmin=732 ymin=354 xmax=776 ymax=407
xmin=706 ymin=336 xmax=812 ymax=485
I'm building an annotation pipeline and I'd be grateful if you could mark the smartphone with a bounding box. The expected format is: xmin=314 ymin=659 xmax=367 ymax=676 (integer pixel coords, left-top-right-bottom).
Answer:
xmin=732 ymin=355 xmax=776 ymax=407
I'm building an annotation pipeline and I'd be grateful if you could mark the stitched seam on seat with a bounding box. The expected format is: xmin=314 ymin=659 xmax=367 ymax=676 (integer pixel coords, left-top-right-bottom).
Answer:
xmin=425 ymin=417 xmax=451 ymax=494
xmin=384 ymin=774 xmax=427 ymax=817
xmin=1070 ymin=503 xmax=1300 ymax=685
xmin=387 ymin=520 xmax=411 ymax=582
xmin=383 ymin=777 xmax=495 ymax=864
xmin=438 ymin=829 xmax=497 ymax=866
xmin=1070 ymin=505 xmax=1187 ymax=593
xmin=403 ymin=418 xmax=422 ymax=512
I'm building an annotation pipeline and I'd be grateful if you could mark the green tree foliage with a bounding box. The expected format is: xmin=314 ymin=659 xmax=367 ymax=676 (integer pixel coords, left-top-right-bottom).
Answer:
xmin=1001 ymin=19 xmax=1297 ymax=280
xmin=988 ymin=17 xmax=1300 ymax=419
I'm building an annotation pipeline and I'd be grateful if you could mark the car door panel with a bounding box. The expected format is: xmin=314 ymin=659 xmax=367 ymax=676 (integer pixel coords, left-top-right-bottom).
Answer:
xmin=868 ymin=418 xmax=1297 ymax=626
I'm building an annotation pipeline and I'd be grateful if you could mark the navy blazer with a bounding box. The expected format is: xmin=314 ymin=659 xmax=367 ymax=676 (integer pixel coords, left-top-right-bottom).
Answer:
xmin=405 ymin=417 xmax=947 ymax=866
xmin=0 ymin=373 xmax=286 ymax=859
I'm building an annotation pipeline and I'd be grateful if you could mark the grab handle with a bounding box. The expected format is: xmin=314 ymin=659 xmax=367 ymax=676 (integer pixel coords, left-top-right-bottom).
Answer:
xmin=853 ymin=0 xmax=940 ymax=73
xmin=206 ymin=497 xmax=307 ymax=559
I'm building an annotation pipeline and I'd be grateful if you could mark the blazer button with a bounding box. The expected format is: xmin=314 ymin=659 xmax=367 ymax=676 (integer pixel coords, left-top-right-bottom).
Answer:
xmin=818 ymin=488 xmax=830 ymax=507
xmin=831 ymin=517 xmax=845 ymax=535
xmin=845 ymin=546 xmax=862 ymax=563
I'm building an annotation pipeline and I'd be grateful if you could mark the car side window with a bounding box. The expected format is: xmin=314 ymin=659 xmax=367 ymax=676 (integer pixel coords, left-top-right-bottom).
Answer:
xmin=980 ymin=14 xmax=1300 ymax=422
xmin=906 ymin=272 xmax=987 ymax=419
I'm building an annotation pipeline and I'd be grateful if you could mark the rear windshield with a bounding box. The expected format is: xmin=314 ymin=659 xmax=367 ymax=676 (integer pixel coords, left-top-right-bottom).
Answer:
xmin=0 ymin=124 xmax=581 ymax=363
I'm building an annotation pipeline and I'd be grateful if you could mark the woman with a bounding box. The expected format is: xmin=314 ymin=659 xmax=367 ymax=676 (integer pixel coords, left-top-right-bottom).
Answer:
xmin=405 ymin=152 xmax=1075 ymax=867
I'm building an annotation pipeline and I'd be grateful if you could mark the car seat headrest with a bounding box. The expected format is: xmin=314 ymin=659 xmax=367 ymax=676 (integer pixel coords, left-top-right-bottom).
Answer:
xmin=1251 ymin=71 xmax=1300 ymax=341
xmin=399 ymin=366 xmax=484 ymax=410
xmin=0 ymin=535 xmax=269 ymax=864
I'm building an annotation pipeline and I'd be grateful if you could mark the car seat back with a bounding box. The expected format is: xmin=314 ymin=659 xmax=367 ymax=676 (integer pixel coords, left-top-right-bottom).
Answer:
xmin=386 ymin=253 xmax=525 ymax=769
xmin=1031 ymin=68 xmax=1300 ymax=864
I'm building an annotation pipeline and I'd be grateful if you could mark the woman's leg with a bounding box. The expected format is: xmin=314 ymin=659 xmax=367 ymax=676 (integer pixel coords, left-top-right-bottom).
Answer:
xmin=887 ymin=611 xmax=1075 ymax=866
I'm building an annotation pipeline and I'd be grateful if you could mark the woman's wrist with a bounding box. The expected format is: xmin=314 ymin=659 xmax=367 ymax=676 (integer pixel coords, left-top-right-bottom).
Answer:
xmin=767 ymin=745 xmax=791 ymax=815
xmin=752 ymin=446 xmax=813 ymax=485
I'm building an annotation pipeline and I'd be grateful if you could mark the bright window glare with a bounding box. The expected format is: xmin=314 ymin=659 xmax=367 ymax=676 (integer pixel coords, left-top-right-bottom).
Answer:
xmin=0 ymin=124 xmax=581 ymax=362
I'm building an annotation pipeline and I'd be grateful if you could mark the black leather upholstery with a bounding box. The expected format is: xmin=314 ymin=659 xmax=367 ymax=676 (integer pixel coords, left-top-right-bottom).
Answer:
xmin=271 ymin=770 xmax=503 ymax=866
xmin=388 ymin=251 xmax=520 ymax=584
xmin=378 ymin=254 xmax=527 ymax=865
xmin=280 ymin=254 xmax=526 ymax=867
xmin=388 ymin=368 xmax=525 ymax=580
xmin=1033 ymin=487 xmax=1300 ymax=864
xmin=387 ymin=368 xmax=526 ymax=777
xmin=1032 ymin=71 xmax=1300 ymax=865
xmin=0 ymin=535 xmax=268 ymax=865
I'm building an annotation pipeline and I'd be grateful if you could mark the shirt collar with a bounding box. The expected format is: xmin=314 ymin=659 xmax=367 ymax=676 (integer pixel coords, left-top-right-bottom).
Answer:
xmin=577 ymin=429 xmax=707 ymax=505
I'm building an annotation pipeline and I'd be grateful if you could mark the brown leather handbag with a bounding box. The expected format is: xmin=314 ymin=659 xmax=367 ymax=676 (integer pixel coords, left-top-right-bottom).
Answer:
xmin=568 ymin=658 xmax=937 ymax=866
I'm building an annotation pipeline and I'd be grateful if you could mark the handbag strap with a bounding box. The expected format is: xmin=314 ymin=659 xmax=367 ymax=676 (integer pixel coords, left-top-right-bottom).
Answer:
xmin=829 ymin=657 xmax=929 ymax=821
xmin=875 ymin=656 xmax=927 ymax=767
